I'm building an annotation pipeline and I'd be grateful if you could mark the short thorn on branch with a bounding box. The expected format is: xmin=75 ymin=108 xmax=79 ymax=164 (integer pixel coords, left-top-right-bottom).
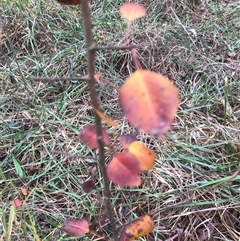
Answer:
xmin=30 ymin=76 xmax=89 ymax=82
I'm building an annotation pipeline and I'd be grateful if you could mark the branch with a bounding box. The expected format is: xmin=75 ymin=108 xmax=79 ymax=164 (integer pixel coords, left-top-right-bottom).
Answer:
xmin=30 ymin=76 xmax=89 ymax=82
xmin=80 ymin=1 xmax=118 ymax=240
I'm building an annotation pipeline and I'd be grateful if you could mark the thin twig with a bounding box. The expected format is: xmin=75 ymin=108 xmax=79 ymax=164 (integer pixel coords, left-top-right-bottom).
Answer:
xmin=90 ymin=45 xmax=139 ymax=51
xmin=123 ymin=24 xmax=142 ymax=69
xmin=30 ymin=76 xmax=89 ymax=82
xmin=80 ymin=1 xmax=118 ymax=240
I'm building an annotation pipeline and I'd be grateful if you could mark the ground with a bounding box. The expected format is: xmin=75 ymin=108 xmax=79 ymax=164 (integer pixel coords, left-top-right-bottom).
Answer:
xmin=0 ymin=0 xmax=240 ymax=240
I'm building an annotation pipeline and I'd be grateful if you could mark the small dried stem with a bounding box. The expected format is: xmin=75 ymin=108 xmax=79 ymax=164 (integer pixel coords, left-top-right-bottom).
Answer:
xmin=124 ymin=23 xmax=142 ymax=70
xmin=131 ymin=48 xmax=142 ymax=70
xmin=80 ymin=1 xmax=118 ymax=240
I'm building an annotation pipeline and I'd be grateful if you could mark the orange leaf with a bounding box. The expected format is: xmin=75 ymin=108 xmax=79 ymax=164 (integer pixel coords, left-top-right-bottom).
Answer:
xmin=107 ymin=152 xmax=141 ymax=187
xmin=94 ymin=73 xmax=103 ymax=79
xmin=120 ymin=215 xmax=154 ymax=240
xmin=11 ymin=198 xmax=22 ymax=207
xmin=78 ymin=124 xmax=109 ymax=149
xmin=120 ymin=3 xmax=146 ymax=22
xmin=119 ymin=70 xmax=179 ymax=138
xmin=94 ymin=108 xmax=118 ymax=128
xmin=94 ymin=73 xmax=104 ymax=87
xmin=55 ymin=0 xmax=80 ymax=5
xmin=21 ymin=187 xmax=28 ymax=196
xmin=62 ymin=218 xmax=89 ymax=237
xmin=119 ymin=133 xmax=137 ymax=148
xmin=128 ymin=141 xmax=155 ymax=171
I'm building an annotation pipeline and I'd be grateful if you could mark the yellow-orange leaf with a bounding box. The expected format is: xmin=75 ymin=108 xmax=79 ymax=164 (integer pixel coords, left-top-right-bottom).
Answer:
xmin=107 ymin=152 xmax=141 ymax=187
xmin=119 ymin=70 xmax=179 ymax=138
xmin=62 ymin=218 xmax=89 ymax=237
xmin=119 ymin=3 xmax=146 ymax=22
xmin=55 ymin=0 xmax=80 ymax=5
xmin=120 ymin=215 xmax=154 ymax=240
xmin=94 ymin=73 xmax=104 ymax=87
xmin=128 ymin=141 xmax=155 ymax=171
xmin=94 ymin=73 xmax=103 ymax=79
xmin=21 ymin=186 xmax=28 ymax=196
xmin=94 ymin=108 xmax=118 ymax=128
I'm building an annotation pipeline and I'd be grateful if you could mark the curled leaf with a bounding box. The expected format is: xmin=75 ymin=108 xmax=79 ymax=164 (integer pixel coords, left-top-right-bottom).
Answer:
xmin=62 ymin=218 xmax=89 ymax=237
xmin=119 ymin=133 xmax=137 ymax=148
xmin=120 ymin=3 xmax=146 ymax=22
xmin=128 ymin=141 xmax=155 ymax=171
xmin=107 ymin=152 xmax=141 ymax=187
xmin=94 ymin=108 xmax=118 ymax=128
xmin=55 ymin=0 xmax=80 ymax=5
xmin=78 ymin=124 xmax=109 ymax=149
xmin=119 ymin=70 xmax=179 ymax=138
xmin=120 ymin=215 xmax=154 ymax=240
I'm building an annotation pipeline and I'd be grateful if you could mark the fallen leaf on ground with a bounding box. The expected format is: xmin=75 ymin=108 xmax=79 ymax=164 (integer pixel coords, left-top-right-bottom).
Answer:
xmin=21 ymin=187 xmax=28 ymax=196
xmin=82 ymin=180 xmax=95 ymax=193
xmin=62 ymin=218 xmax=89 ymax=237
xmin=11 ymin=198 xmax=23 ymax=207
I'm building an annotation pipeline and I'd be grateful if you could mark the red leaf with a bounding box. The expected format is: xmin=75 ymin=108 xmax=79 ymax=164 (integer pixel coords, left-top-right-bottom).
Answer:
xmin=107 ymin=152 xmax=141 ymax=187
xmin=62 ymin=218 xmax=89 ymax=237
xmin=120 ymin=3 xmax=146 ymax=22
xmin=55 ymin=0 xmax=80 ymax=5
xmin=82 ymin=180 xmax=95 ymax=193
xmin=119 ymin=70 xmax=179 ymax=138
xmin=11 ymin=198 xmax=22 ymax=207
xmin=78 ymin=124 xmax=109 ymax=149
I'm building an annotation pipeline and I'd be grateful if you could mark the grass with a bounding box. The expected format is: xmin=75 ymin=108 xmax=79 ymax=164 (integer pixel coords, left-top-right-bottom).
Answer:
xmin=0 ymin=0 xmax=240 ymax=240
